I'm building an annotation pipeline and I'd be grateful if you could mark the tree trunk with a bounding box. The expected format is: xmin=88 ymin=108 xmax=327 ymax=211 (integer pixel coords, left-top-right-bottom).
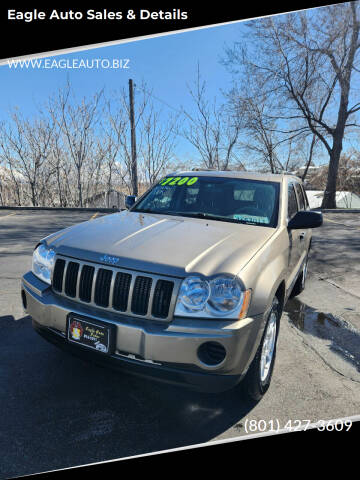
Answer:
xmin=77 ymin=167 xmax=83 ymax=207
xmin=30 ymin=182 xmax=37 ymax=206
xmin=321 ymin=2 xmax=358 ymax=209
xmin=56 ymin=167 xmax=63 ymax=207
xmin=321 ymin=101 xmax=348 ymax=209
xmin=322 ymin=141 xmax=342 ymax=209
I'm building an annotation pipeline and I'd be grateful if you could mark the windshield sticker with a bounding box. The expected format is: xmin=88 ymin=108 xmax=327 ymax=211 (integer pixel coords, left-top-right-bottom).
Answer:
xmin=234 ymin=214 xmax=269 ymax=224
xmin=160 ymin=176 xmax=198 ymax=186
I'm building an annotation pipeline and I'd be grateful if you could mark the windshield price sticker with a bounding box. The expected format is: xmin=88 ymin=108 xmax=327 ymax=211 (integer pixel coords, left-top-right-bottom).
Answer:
xmin=160 ymin=176 xmax=198 ymax=186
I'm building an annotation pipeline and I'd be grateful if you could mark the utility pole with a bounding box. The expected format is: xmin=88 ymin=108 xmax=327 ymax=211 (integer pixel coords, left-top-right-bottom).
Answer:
xmin=129 ymin=79 xmax=138 ymax=196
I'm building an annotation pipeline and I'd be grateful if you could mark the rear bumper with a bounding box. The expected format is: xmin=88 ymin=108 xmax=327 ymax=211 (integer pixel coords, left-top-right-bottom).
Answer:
xmin=22 ymin=271 xmax=265 ymax=393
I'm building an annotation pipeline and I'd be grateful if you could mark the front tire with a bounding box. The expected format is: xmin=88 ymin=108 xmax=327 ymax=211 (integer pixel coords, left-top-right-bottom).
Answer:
xmin=242 ymin=296 xmax=281 ymax=401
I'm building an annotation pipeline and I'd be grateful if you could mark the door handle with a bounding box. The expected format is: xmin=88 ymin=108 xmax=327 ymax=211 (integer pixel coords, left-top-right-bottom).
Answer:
xmin=299 ymin=232 xmax=306 ymax=240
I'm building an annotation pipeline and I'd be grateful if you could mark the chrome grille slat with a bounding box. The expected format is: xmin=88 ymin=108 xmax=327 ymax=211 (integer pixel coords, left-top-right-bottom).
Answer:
xmin=108 ymin=270 xmax=117 ymax=309
xmin=52 ymin=255 xmax=180 ymax=322
xmin=62 ymin=261 xmax=70 ymax=294
xmin=126 ymin=274 xmax=137 ymax=314
xmin=91 ymin=267 xmax=100 ymax=305
xmin=146 ymin=279 xmax=157 ymax=317
xmin=75 ymin=263 xmax=82 ymax=300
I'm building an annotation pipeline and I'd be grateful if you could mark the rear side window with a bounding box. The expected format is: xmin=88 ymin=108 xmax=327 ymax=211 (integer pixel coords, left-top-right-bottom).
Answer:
xmin=294 ymin=183 xmax=305 ymax=211
xmin=288 ymin=184 xmax=298 ymax=219
xmin=302 ymin=187 xmax=309 ymax=209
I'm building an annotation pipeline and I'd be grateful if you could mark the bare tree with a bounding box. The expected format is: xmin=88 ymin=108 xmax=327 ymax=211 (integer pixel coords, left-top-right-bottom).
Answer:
xmin=223 ymin=2 xmax=360 ymax=207
xmin=0 ymin=111 xmax=55 ymax=206
xmin=183 ymin=66 xmax=241 ymax=170
xmin=0 ymin=79 xmax=179 ymax=206
xmin=48 ymin=81 xmax=103 ymax=207
xmin=336 ymin=153 xmax=360 ymax=194
xmin=106 ymin=84 xmax=149 ymax=194
xmin=305 ymin=153 xmax=360 ymax=194
xmin=139 ymin=105 xmax=178 ymax=186
xmin=229 ymin=84 xmax=285 ymax=172
xmin=299 ymin=134 xmax=318 ymax=181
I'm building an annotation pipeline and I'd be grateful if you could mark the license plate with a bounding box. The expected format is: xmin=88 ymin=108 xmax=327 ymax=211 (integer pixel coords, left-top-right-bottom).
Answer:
xmin=67 ymin=315 xmax=114 ymax=354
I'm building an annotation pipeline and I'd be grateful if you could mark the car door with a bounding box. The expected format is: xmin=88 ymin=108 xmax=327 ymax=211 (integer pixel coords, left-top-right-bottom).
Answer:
xmin=287 ymin=181 xmax=302 ymax=291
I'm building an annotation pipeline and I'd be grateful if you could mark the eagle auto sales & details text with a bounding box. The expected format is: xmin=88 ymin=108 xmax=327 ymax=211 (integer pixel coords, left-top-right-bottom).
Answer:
xmin=7 ymin=9 xmax=189 ymax=22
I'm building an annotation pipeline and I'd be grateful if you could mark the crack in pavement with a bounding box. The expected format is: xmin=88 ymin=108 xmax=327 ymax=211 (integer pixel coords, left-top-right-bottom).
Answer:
xmin=286 ymin=318 xmax=360 ymax=384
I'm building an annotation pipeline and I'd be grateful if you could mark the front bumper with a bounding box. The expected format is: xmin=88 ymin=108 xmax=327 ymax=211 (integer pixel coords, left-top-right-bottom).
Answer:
xmin=22 ymin=271 xmax=265 ymax=393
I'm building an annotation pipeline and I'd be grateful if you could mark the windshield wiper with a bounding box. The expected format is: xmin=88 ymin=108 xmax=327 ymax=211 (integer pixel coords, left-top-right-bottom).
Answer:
xmin=133 ymin=208 xmax=164 ymax=214
xmin=186 ymin=213 xmax=251 ymax=224
xmin=160 ymin=211 xmax=253 ymax=225
xmin=133 ymin=209 xmax=266 ymax=226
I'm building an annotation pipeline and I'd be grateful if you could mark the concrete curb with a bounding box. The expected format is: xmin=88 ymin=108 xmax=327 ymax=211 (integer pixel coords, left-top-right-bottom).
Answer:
xmin=0 ymin=206 xmax=123 ymax=213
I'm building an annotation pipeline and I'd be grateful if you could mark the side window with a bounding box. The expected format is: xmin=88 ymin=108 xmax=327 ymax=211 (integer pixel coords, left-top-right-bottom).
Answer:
xmin=294 ymin=183 xmax=305 ymax=211
xmin=302 ymin=186 xmax=309 ymax=209
xmin=288 ymin=184 xmax=298 ymax=219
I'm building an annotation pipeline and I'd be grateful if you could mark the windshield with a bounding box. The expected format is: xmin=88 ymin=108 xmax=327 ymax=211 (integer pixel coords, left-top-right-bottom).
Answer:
xmin=132 ymin=175 xmax=280 ymax=227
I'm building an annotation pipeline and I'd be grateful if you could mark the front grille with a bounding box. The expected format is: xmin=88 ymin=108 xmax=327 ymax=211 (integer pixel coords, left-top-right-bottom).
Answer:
xmin=52 ymin=257 xmax=178 ymax=321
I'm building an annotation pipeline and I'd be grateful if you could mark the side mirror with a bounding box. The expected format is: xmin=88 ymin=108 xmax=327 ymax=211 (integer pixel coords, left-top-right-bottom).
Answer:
xmin=125 ymin=195 xmax=137 ymax=210
xmin=288 ymin=211 xmax=323 ymax=229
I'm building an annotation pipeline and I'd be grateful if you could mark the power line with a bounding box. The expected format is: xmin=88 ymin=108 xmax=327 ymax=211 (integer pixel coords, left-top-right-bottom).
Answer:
xmin=135 ymin=84 xmax=184 ymax=115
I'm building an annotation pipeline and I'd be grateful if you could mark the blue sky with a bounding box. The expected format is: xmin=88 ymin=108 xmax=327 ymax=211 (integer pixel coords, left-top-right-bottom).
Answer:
xmin=1 ymin=23 xmax=241 ymax=108
xmin=0 ymin=22 xmax=245 ymax=162
xmin=1 ymin=16 xmax=357 ymax=168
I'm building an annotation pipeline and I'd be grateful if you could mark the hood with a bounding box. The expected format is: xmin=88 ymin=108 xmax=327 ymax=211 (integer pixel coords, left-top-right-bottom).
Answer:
xmin=45 ymin=211 xmax=275 ymax=277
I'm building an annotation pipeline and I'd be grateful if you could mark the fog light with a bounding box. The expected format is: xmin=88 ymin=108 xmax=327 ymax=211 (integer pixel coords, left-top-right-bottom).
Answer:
xmin=197 ymin=342 xmax=226 ymax=366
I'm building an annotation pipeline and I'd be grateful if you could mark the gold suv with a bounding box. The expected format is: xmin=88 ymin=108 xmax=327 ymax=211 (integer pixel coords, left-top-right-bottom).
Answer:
xmin=22 ymin=171 xmax=322 ymax=400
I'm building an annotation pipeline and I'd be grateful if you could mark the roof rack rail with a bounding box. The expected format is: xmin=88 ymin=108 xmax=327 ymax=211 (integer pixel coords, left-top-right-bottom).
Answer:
xmin=191 ymin=167 xmax=217 ymax=171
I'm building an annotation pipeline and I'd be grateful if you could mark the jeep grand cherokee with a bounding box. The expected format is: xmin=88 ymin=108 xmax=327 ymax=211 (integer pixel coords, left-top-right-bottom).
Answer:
xmin=21 ymin=171 xmax=322 ymax=400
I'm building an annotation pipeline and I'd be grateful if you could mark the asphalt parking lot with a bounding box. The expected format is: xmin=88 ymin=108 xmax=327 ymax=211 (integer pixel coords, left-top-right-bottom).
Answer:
xmin=0 ymin=209 xmax=359 ymax=477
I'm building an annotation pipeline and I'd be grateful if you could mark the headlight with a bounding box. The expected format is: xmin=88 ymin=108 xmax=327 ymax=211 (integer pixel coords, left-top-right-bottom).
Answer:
xmin=175 ymin=275 xmax=251 ymax=319
xmin=207 ymin=277 xmax=242 ymax=314
xmin=32 ymin=243 xmax=55 ymax=285
xmin=178 ymin=276 xmax=210 ymax=311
